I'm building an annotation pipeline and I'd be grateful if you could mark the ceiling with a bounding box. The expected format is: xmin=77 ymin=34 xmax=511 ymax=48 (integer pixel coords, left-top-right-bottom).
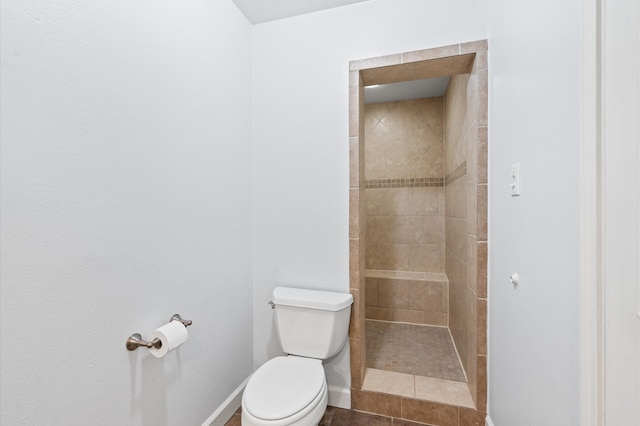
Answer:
xmin=231 ymin=1 xmax=451 ymax=103
xmin=232 ymin=0 xmax=371 ymax=24
xmin=364 ymin=77 xmax=450 ymax=104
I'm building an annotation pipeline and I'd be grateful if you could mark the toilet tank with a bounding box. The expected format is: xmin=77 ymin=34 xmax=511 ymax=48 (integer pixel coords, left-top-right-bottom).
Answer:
xmin=272 ymin=287 xmax=353 ymax=359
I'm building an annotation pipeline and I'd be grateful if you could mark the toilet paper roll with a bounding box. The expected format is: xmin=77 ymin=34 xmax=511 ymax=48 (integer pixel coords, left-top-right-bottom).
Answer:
xmin=148 ymin=320 xmax=189 ymax=358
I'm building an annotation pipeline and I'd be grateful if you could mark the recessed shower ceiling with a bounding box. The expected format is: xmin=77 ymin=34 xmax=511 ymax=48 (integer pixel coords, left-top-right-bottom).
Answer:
xmin=364 ymin=77 xmax=451 ymax=104
xmin=232 ymin=0 xmax=371 ymax=24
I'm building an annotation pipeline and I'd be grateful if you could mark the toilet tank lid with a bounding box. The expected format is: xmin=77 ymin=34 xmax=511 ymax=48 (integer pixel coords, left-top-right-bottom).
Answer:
xmin=272 ymin=287 xmax=353 ymax=311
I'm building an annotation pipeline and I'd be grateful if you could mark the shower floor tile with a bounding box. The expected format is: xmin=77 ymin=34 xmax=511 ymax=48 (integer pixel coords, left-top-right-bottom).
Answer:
xmin=366 ymin=319 xmax=466 ymax=382
xmin=361 ymin=368 xmax=475 ymax=408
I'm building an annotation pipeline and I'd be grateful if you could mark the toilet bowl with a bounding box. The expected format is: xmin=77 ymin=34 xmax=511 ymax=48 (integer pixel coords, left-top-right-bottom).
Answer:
xmin=241 ymin=287 xmax=353 ymax=426
xmin=241 ymin=357 xmax=328 ymax=426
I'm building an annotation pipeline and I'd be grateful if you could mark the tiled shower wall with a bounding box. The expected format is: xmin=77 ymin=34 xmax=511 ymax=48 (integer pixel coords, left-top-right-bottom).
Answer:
xmin=365 ymin=271 xmax=449 ymax=326
xmin=444 ymin=53 xmax=488 ymax=409
xmin=364 ymin=99 xmax=445 ymax=273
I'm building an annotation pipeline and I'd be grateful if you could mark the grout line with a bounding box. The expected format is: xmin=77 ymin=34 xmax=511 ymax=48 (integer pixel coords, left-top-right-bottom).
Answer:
xmin=447 ymin=327 xmax=468 ymax=383
xmin=366 ymin=318 xmax=450 ymax=330
xmin=412 ymin=373 xmax=417 ymax=398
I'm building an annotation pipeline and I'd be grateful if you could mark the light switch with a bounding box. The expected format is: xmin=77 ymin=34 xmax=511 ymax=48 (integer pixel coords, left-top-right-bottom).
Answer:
xmin=510 ymin=163 xmax=520 ymax=196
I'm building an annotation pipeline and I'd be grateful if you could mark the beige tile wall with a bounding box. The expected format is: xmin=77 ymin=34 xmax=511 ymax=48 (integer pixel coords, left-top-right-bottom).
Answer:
xmin=365 ymin=98 xmax=444 ymax=180
xmin=364 ymin=99 xmax=445 ymax=274
xmin=365 ymin=274 xmax=449 ymax=326
xmin=443 ymin=45 xmax=487 ymax=409
xmin=444 ymin=73 xmax=471 ymax=377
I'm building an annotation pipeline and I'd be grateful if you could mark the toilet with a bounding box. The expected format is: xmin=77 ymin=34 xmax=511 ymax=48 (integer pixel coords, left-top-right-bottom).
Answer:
xmin=241 ymin=287 xmax=353 ymax=426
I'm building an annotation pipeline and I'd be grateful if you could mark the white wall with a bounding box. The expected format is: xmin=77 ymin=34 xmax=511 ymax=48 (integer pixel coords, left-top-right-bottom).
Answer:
xmin=0 ymin=1 xmax=253 ymax=425
xmin=602 ymin=0 xmax=640 ymax=423
xmin=251 ymin=0 xmax=487 ymax=396
xmin=487 ymin=0 xmax=581 ymax=424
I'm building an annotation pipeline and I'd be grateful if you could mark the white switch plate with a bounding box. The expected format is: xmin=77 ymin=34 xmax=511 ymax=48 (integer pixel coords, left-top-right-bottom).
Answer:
xmin=510 ymin=163 xmax=520 ymax=196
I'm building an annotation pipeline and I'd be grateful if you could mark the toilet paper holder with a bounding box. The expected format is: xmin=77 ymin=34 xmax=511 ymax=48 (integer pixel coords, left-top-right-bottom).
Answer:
xmin=126 ymin=314 xmax=192 ymax=351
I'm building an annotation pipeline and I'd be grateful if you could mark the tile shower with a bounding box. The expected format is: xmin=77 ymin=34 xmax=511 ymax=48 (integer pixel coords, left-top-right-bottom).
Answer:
xmin=348 ymin=41 xmax=488 ymax=426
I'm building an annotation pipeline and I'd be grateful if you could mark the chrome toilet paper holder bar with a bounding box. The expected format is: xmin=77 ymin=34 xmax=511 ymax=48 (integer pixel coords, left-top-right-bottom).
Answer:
xmin=126 ymin=314 xmax=192 ymax=351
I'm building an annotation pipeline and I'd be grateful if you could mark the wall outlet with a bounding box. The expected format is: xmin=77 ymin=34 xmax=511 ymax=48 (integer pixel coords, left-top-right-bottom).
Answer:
xmin=510 ymin=163 xmax=520 ymax=196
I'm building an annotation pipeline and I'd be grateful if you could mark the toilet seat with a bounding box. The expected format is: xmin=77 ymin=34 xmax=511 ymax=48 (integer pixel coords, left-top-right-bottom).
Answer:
xmin=242 ymin=356 xmax=327 ymax=425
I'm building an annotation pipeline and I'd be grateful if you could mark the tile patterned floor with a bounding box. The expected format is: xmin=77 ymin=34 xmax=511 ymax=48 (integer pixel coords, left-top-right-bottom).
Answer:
xmin=366 ymin=320 xmax=466 ymax=382
xmin=225 ymin=406 xmax=430 ymax=425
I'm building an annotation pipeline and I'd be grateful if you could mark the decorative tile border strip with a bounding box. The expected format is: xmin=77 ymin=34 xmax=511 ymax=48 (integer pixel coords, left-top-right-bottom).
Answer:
xmin=445 ymin=160 xmax=467 ymax=185
xmin=365 ymin=177 xmax=444 ymax=189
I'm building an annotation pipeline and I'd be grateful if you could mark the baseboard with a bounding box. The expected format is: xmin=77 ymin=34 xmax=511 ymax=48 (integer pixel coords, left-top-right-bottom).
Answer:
xmin=485 ymin=415 xmax=495 ymax=426
xmin=327 ymin=385 xmax=351 ymax=409
xmin=202 ymin=376 xmax=250 ymax=426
